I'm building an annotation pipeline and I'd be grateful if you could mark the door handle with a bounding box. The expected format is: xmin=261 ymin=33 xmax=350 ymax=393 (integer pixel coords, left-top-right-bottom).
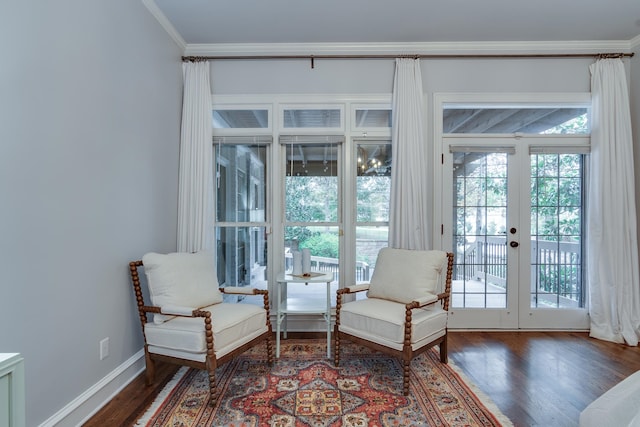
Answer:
xmin=510 ymin=241 xmax=519 ymax=248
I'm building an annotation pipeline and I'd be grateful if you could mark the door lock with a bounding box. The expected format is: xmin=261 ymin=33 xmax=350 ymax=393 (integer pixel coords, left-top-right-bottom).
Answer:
xmin=510 ymin=241 xmax=519 ymax=248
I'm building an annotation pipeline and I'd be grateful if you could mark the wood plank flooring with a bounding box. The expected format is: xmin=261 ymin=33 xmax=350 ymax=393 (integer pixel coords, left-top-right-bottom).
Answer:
xmin=448 ymin=331 xmax=640 ymax=426
xmin=85 ymin=331 xmax=640 ymax=426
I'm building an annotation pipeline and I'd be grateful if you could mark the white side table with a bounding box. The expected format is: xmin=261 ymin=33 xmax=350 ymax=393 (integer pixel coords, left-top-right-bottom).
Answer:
xmin=275 ymin=271 xmax=333 ymax=358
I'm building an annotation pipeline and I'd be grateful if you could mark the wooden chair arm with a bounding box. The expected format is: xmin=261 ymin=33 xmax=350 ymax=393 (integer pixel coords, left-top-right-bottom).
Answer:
xmin=142 ymin=304 xmax=211 ymax=318
xmin=337 ymin=284 xmax=370 ymax=295
xmin=141 ymin=305 xmax=161 ymax=314
xmin=437 ymin=291 xmax=450 ymax=302
xmin=220 ymin=287 xmax=267 ymax=295
xmin=409 ymin=293 xmax=439 ymax=308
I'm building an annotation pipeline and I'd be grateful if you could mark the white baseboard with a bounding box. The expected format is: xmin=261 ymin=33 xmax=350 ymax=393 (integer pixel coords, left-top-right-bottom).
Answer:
xmin=39 ymin=349 xmax=145 ymax=427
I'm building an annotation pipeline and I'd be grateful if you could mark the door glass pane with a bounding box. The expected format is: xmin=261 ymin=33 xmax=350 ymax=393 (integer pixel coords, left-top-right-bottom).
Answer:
xmin=452 ymin=152 xmax=508 ymax=308
xmin=530 ymin=154 xmax=584 ymax=308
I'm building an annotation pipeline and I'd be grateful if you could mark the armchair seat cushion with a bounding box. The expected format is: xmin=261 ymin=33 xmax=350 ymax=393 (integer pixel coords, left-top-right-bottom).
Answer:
xmin=338 ymin=298 xmax=447 ymax=351
xmin=145 ymin=302 xmax=267 ymax=361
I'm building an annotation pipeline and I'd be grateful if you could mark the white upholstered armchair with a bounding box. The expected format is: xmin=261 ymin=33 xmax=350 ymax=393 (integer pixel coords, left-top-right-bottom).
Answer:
xmin=334 ymin=248 xmax=454 ymax=395
xmin=129 ymin=251 xmax=272 ymax=404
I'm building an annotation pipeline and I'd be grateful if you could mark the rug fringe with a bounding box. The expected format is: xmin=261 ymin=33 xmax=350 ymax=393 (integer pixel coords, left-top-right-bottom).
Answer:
xmin=134 ymin=366 xmax=189 ymax=426
xmin=448 ymin=360 xmax=515 ymax=427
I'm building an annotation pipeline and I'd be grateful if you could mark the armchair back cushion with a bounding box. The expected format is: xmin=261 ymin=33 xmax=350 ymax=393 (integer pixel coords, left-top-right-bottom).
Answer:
xmin=142 ymin=251 xmax=223 ymax=323
xmin=367 ymin=248 xmax=447 ymax=304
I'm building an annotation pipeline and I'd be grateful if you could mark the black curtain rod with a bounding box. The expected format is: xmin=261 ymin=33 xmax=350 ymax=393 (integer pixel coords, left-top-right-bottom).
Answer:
xmin=182 ymin=52 xmax=634 ymax=67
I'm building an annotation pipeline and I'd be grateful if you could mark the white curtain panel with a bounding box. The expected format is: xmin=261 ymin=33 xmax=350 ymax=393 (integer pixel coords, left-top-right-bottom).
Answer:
xmin=587 ymin=58 xmax=640 ymax=345
xmin=389 ymin=58 xmax=430 ymax=250
xmin=177 ymin=61 xmax=214 ymax=252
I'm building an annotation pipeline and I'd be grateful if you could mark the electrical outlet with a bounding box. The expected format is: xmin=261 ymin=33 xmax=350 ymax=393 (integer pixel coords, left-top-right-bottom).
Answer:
xmin=100 ymin=337 xmax=109 ymax=360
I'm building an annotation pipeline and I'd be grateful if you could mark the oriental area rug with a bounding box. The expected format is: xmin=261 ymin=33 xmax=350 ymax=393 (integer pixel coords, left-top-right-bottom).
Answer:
xmin=136 ymin=339 xmax=513 ymax=427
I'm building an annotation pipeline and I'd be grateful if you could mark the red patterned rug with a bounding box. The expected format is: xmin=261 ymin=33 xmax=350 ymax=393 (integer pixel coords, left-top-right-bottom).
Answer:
xmin=136 ymin=339 xmax=513 ymax=426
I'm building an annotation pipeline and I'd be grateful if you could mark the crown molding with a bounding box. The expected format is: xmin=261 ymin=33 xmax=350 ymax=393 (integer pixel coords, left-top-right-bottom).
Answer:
xmin=183 ymin=40 xmax=634 ymax=57
xmin=631 ymin=34 xmax=640 ymax=50
xmin=141 ymin=0 xmax=186 ymax=51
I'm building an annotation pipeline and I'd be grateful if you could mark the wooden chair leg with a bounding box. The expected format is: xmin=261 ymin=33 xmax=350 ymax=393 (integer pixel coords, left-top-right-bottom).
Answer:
xmin=266 ymin=336 xmax=274 ymax=365
xmin=403 ymin=358 xmax=410 ymax=396
xmin=334 ymin=330 xmax=341 ymax=366
xmin=440 ymin=334 xmax=448 ymax=363
xmin=207 ymin=365 xmax=217 ymax=405
xmin=144 ymin=352 xmax=155 ymax=386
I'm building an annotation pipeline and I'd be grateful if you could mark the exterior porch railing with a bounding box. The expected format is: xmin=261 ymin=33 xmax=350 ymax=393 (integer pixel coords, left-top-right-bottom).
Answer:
xmin=455 ymin=236 xmax=582 ymax=301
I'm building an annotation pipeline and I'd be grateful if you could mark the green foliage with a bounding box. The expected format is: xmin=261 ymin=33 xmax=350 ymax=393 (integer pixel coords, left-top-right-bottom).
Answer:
xmin=300 ymin=233 xmax=339 ymax=258
xmin=285 ymin=176 xmax=338 ymax=222
xmin=541 ymin=113 xmax=589 ymax=135
xmin=530 ymin=154 xmax=582 ymax=239
xmin=538 ymin=264 xmax=580 ymax=295
xmin=356 ymin=176 xmax=390 ymax=222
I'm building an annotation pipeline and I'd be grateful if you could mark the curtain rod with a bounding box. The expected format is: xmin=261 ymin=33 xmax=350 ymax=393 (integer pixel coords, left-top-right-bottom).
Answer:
xmin=182 ymin=52 xmax=634 ymax=67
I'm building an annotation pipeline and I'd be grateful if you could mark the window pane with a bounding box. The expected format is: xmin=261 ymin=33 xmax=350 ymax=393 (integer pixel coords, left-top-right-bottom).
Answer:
xmin=444 ymin=107 xmax=589 ymax=134
xmin=216 ymin=226 xmax=268 ymax=296
xmin=284 ymin=226 xmax=339 ymax=305
xmin=216 ymin=145 xmax=267 ymax=223
xmin=356 ymin=143 xmax=391 ymax=222
xmin=530 ymin=154 xmax=584 ymax=308
xmin=356 ymin=142 xmax=390 ymax=290
xmin=355 ymin=226 xmax=388 ymax=283
xmin=355 ymin=109 xmax=391 ymax=128
xmin=285 ymin=144 xmax=338 ymax=222
xmin=213 ymin=109 xmax=269 ymax=128
xmin=283 ymin=109 xmax=341 ymax=128
xmin=214 ymin=141 xmax=269 ymax=305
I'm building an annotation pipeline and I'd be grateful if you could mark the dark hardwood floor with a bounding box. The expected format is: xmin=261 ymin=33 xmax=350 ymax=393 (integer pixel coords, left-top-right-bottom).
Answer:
xmin=448 ymin=331 xmax=640 ymax=426
xmin=85 ymin=331 xmax=640 ymax=426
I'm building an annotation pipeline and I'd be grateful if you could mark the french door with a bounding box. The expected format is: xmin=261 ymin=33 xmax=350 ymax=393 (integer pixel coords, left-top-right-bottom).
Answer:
xmin=444 ymin=137 xmax=589 ymax=329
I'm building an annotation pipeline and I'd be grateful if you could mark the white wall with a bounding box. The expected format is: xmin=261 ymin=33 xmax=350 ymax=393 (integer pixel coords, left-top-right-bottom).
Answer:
xmin=0 ymin=1 xmax=182 ymax=425
xmin=210 ymin=56 xmax=592 ymax=95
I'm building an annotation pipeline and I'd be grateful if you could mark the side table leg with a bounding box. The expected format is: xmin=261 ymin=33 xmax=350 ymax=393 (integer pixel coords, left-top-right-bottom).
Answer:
xmin=326 ymin=281 xmax=331 ymax=358
xmin=276 ymin=282 xmax=281 ymax=358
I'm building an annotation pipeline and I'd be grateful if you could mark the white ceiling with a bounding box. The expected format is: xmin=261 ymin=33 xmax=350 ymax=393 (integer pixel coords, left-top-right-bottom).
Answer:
xmin=151 ymin=0 xmax=640 ymax=50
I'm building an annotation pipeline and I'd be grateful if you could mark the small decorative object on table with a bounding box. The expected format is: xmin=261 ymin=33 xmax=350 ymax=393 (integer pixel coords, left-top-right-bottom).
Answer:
xmin=301 ymin=248 xmax=311 ymax=274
